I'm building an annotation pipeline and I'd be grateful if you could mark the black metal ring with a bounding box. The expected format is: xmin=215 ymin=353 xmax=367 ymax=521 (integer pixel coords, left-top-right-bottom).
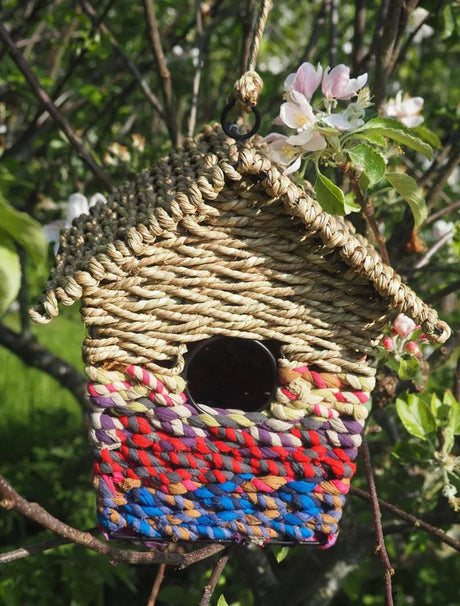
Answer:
xmin=221 ymin=100 xmax=261 ymax=141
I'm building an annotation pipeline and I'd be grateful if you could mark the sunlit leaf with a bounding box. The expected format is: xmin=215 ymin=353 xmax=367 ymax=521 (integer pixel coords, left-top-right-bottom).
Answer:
xmin=0 ymin=234 xmax=21 ymax=316
xmin=396 ymin=394 xmax=436 ymax=440
xmin=360 ymin=117 xmax=433 ymax=159
xmin=386 ymin=172 xmax=428 ymax=229
xmin=314 ymin=170 xmax=346 ymax=215
xmin=0 ymin=191 xmax=47 ymax=265
xmin=347 ymin=144 xmax=386 ymax=186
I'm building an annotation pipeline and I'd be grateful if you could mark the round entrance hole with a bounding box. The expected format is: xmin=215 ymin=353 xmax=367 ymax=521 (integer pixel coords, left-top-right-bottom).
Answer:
xmin=184 ymin=337 xmax=279 ymax=412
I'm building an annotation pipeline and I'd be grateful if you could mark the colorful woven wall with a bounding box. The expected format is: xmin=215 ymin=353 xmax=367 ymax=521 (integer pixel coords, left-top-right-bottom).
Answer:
xmin=89 ymin=362 xmax=373 ymax=546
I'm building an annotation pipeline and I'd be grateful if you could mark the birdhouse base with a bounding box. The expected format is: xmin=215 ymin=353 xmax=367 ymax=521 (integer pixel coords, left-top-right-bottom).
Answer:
xmin=89 ymin=362 xmax=371 ymax=548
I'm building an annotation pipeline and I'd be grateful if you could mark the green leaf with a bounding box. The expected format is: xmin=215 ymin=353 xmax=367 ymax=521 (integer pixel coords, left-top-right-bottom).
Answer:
xmin=273 ymin=545 xmax=290 ymax=563
xmin=386 ymin=172 xmax=428 ymax=229
xmin=396 ymin=394 xmax=437 ymax=440
xmin=347 ymin=144 xmax=386 ymax=186
xmin=353 ymin=132 xmax=388 ymax=147
xmin=0 ymin=191 xmax=47 ymax=265
xmin=360 ymin=117 xmax=433 ymax=159
xmin=343 ymin=192 xmax=361 ymax=213
xmin=397 ymin=356 xmax=421 ymax=381
xmin=217 ymin=595 xmax=230 ymax=606
xmin=445 ymin=392 xmax=460 ymax=435
xmin=392 ymin=440 xmax=432 ymax=463
xmin=0 ymin=235 xmax=21 ymax=316
xmin=314 ymin=170 xmax=346 ymax=215
xmin=412 ymin=125 xmax=442 ymax=149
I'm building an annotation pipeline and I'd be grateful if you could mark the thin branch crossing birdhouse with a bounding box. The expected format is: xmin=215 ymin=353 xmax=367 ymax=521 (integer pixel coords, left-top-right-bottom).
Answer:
xmin=32 ymin=124 xmax=450 ymax=547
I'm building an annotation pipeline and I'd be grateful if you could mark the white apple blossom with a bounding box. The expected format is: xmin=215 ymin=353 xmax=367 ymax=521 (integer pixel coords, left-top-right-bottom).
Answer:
xmin=43 ymin=192 xmax=107 ymax=254
xmin=322 ymin=65 xmax=368 ymax=100
xmin=382 ymin=91 xmax=424 ymax=127
xmin=322 ymin=101 xmax=366 ymax=131
xmin=266 ymin=131 xmax=326 ymax=175
xmin=284 ymin=62 xmax=323 ymax=102
xmin=279 ymin=94 xmax=316 ymax=131
xmin=267 ymin=134 xmax=304 ymax=175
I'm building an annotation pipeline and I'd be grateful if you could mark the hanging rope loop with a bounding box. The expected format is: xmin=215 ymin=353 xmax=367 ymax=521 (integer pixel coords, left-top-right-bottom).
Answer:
xmin=221 ymin=0 xmax=272 ymax=140
xmin=233 ymin=70 xmax=264 ymax=113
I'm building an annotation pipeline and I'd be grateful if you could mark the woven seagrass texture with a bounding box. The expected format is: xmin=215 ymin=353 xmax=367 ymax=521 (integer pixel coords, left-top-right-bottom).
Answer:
xmin=31 ymin=123 xmax=450 ymax=546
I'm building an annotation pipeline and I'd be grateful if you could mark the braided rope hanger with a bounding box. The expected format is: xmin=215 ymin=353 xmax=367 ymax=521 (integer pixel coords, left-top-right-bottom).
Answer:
xmin=221 ymin=0 xmax=272 ymax=139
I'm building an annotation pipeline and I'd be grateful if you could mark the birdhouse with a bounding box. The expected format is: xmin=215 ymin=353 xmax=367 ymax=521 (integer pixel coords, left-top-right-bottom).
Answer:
xmin=31 ymin=124 xmax=450 ymax=547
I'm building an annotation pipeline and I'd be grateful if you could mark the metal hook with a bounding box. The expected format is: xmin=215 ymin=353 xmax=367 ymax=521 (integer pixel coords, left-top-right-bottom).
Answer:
xmin=221 ymin=100 xmax=261 ymax=141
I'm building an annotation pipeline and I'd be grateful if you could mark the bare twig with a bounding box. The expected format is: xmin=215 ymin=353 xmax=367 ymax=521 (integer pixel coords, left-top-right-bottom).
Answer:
xmin=425 ymin=279 xmax=460 ymax=304
xmin=0 ymin=474 xmax=225 ymax=567
xmin=329 ymin=0 xmax=339 ymax=67
xmin=412 ymin=228 xmax=454 ymax=270
xmin=426 ymin=199 xmax=460 ymax=225
xmin=351 ymin=0 xmax=366 ymax=74
xmin=373 ymin=0 xmax=403 ymax=108
xmin=143 ymin=0 xmax=180 ymax=147
xmin=350 ymin=486 xmax=460 ymax=552
xmin=341 ymin=162 xmax=391 ymax=264
xmin=360 ymin=437 xmax=394 ymax=606
xmin=199 ymin=550 xmax=231 ymax=606
xmin=0 ymin=323 xmax=88 ymax=410
xmin=147 ymin=563 xmax=166 ymax=606
xmin=426 ymin=146 xmax=460 ymax=210
xmin=0 ymin=529 xmax=98 ymax=564
xmin=0 ymin=21 xmax=113 ymax=191
xmin=302 ymin=0 xmax=330 ymax=63
xmin=188 ymin=0 xmax=205 ymax=137
xmin=79 ymin=0 xmax=165 ymax=122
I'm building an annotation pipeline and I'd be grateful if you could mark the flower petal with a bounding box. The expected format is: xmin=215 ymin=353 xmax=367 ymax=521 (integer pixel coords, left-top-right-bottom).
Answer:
xmin=283 ymin=155 xmax=302 ymax=175
xmin=65 ymin=193 xmax=89 ymax=228
xmin=279 ymin=101 xmax=315 ymax=130
xmin=286 ymin=62 xmax=323 ymax=101
xmin=301 ymin=131 xmax=327 ymax=152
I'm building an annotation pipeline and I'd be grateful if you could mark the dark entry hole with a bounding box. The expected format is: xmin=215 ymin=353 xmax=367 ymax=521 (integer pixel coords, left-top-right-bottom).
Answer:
xmin=184 ymin=337 xmax=280 ymax=412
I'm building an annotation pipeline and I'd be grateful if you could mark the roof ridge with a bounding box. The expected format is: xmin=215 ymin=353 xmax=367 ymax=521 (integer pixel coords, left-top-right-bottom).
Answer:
xmin=30 ymin=123 xmax=450 ymax=344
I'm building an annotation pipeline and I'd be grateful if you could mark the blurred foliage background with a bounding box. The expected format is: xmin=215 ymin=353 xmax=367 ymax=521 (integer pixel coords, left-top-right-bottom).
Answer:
xmin=0 ymin=1 xmax=459 ymax=605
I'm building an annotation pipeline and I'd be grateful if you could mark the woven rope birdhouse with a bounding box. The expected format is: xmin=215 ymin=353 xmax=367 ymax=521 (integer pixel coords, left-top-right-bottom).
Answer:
xmin=31 ymin=123 xmax=450 ymax=547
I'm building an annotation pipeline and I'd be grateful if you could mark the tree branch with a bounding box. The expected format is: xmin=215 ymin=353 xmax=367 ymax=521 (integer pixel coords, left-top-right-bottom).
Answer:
xmin=0 ymin=529 xmax=98 ymax=564
xmin=143 ymin=0 xmax=180 ymax=147
xmin=199 ymin=550 xmax=231 ymax=606
xmin=351 ymin=0 xmax=366 ymax=74
xmin=0 ymin=21 xmax=114 ymax=192
xmin=426 ymin=199 xmax=460 ymax=225
xmin=361 ymin=437 xmax=394 ymax=606
xmin=373 ymin=0 xmax=403 ymax=108
xmin=78 ymin=0 xmax=166 ymax=123
xmin=329 ymin=0 xmax=339 ymax=67
xmin=302 ymin=0 xmax=331 ymax=63
xmin=0 ymin=474 xmax=225 ymax=567
xmin=0 ymin=323 xmax=88 ymax=410
xmin=147 ymin=563 xmax=166 ymax=606
xmin=350 ymin=486 xmax=460 ymax=552
xmin=412 ymin=228 xmax=454 ymax=270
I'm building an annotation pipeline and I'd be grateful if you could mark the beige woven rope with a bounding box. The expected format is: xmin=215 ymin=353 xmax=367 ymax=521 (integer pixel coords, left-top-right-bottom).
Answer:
xmin=30 ymin=124 xmax=450 ymax=377
xmin=232 ymin=0 xmax=272 ymax=113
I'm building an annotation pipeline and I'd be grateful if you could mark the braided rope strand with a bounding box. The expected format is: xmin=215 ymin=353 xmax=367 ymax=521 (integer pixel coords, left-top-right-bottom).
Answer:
xmin=91 ymin=362 xmax=367 ymax=546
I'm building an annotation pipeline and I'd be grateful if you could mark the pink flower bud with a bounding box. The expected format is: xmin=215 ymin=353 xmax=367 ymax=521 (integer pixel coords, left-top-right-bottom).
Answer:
xmin=392 ymin=313 xmax=417 ymax=337
xmin=382 ymin=337 xmax=394 ymax=351
xmin=405 ymin=341 xmax=422 ymax=358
